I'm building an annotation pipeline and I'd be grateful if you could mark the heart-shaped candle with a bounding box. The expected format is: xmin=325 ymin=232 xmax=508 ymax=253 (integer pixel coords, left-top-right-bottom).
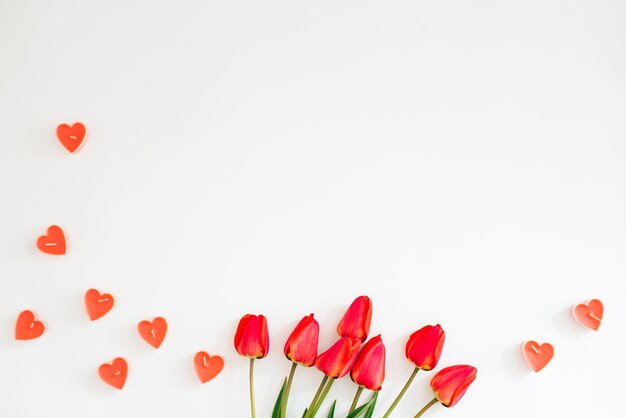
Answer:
xmin=56 ymin=122 xmax=87 ymax=153
xmin=98 ymin=357 xmax=128 ymax=390
xmin=84 ymin=289 xmax=115 ymax=321
xmin=194 ymin=351 xmax=224 ymax=383
xmin=36 ymin=225 xmax=67 ymax=255
xmin=15 ymin=310 xmax=46 ymax=340
xmin=138 ymin=317 xmax=167 ymax=349
xmin=522 ymin=340 xmax=554 ymax=372
xmin=572 ymin=299 xmax=603 ymax=331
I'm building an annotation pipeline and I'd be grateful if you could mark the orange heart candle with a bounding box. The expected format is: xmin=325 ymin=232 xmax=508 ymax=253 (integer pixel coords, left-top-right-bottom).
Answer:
xmin=36 ymin=225 xmax=67 ymax=255
xmin=98 ymin=358 xmax=128 ymax=390
xmin=572 ymin=299 xmax=603 ymax=331
xmin=138 ymin=317 xmax=167 ymax=348
xmin=56 ymin=122 xmax=87 ymax=153
xmin=15 ymin=310 xmax=46 ymax=340
xmin=194 ymin=351 xmax=224 ymax=383
xmin=85 ymin=289 xmax=114 ymax=321
xmin=522 ymin=341 xmax=554 ymax=372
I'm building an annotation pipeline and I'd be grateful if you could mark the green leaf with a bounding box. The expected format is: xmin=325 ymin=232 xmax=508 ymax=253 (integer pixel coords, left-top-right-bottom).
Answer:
xmin=345 ymin=402 xmax=370 ymax=418
xmin=363 ymin=392 xmax=378 ymax=418
xmin=272 ymin=379 xmax=287 ymax=418
xmin=326 ymin=400 xmax=336 ymax=418
xmin=302 ymin=408 xmax=308 ymax=418
xmin=346 ymin=392 xmax=379 ymax=418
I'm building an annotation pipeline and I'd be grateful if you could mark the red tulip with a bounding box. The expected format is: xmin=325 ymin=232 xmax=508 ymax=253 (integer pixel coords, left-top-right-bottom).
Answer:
xmin=234 ymin=314 xmax=269 ymax=359
xmin=284 ymin=314 xmax=319 ymax=366
xmin=405 ymin=324 xmax=445 ymax=370
xmin=315 ymin=337 xmax=361 ymax=378
xmin=337 ymin=295 xmax=372 ymax=342
xmin=350 ymin=335 xmax=386 ymax=391
xmin=430 ymin=365 xmax=477 ymax=407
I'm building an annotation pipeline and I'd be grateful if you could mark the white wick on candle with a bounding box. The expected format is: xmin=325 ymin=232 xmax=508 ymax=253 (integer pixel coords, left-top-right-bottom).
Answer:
xmin=589 ymin=313 xmax=602 ymax=322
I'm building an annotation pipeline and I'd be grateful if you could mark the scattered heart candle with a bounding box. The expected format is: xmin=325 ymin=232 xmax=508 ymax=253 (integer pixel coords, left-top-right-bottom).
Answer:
xmin=138 ymin=317 xmax=168 ymax=349
xmin=36 ymin=225 xmax=67 ymax=255
xmin=572 ymin=299 xmax=604 ymax=331
xmin=84 ymin=289 xmax=115 ymax=321
xmin=194 ymin=352 xmax=225 ymax=383
xmin=522 ymin=340 xmax=554 ymax=372
xmin=98 ymin=357 xmax=128 ymax=390
xmin=56 ymin=122 xmax=87 ymax=153
xmin=15 ymin=310 xmax=46 ymax=340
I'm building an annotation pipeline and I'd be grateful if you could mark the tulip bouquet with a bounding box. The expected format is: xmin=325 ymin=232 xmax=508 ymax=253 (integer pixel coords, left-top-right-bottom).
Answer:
xmin=234 ymin=296 xmax=477 ymax=418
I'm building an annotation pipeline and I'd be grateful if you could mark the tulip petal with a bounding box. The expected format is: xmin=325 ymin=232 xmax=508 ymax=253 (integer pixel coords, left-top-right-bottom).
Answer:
xmin=315 ymin=337 xmax=361 ymax=379
xmin=337 ymin=296 xmax=372 ymax=342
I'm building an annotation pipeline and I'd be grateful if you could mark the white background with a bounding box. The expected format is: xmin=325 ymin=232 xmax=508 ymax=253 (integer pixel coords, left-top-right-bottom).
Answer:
xmin=1 ymin=1 xmax=625 ymax=417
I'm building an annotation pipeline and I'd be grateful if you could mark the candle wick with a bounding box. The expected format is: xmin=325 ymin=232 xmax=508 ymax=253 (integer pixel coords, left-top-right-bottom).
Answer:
xmin=588 ymin=313 xmax=602 ymax=322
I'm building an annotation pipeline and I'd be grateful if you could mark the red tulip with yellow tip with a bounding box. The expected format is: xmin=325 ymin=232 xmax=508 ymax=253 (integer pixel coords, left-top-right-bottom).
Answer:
xmin=347 ymin=335 xmax=386 ymax=414
xmin=234 ymin=314 xmax=269 ymax=418
xmin=405 ymin=324 xmax=445 ymax=371
xmin=411 ymin=365 xmax=477 ymax=418
xmin=280 ymin=314 xmax=320 ymax=418
xmin=350 ymin=335 xmax=386 ymax=391
xmin=430 ymin=365 xmax=477 ymax=407
xmin=381 ymin=324 xmax=445 ymax=418
xmin=234 ymin=314 xmax=269 ymax=359
xmin=284 ymin=313 xmax=319 ymax=366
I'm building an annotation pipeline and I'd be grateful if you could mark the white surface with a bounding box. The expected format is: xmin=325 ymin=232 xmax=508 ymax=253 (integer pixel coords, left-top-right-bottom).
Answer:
xmin=1 ymin=1 xmax=625 ymax=417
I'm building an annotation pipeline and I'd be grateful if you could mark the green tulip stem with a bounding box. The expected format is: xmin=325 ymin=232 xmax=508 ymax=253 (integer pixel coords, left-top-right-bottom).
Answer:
xmin=349 ymin=386 xmax=364 ymax=413
xmin=413 ymin=398 xmax=439 ymax=418
xmin=249 ymin=358 xmax=256 ymax=418
xmin=280 ymin=362 xmax=298 ymax=418
xmin=305 ymin=376 xmax=329 ymax=418
xmin=382 ymin=367 xmax=419 ymax=418
xmin=309 ymin=378 xmax=335 ymax=417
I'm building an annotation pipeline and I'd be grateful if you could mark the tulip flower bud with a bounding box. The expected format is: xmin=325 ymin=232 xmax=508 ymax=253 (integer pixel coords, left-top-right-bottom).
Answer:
xmin=284 ymin=314 xmax=319 ymax=366
xmin=350 ymin=335 xmax=386 ymax=391
xmin=337 ymin=295 xmax=372 ymax=342
xmin=430 ymin=365 xmax=477 ymax=407
xmin=234 ymin=314 xmax=269 ymax=359
xmin=405 ymin=324 xmax=445 ymax=370
xmin=315 ymin=337 xmax=361 ymax=379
